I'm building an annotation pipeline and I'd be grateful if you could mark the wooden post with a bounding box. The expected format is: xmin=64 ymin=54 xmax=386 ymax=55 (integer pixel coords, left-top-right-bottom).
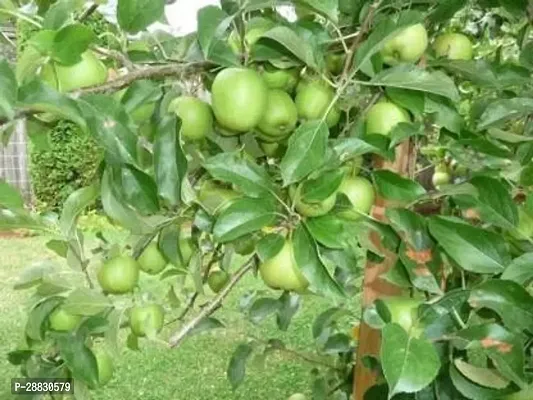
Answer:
xmin=353 ymin=141 xmax=415 ymax=399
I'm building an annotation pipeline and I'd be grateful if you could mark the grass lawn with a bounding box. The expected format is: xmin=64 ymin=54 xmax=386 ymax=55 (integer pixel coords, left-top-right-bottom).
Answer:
xmin=0 ymin=234 xmax=360 ymax=400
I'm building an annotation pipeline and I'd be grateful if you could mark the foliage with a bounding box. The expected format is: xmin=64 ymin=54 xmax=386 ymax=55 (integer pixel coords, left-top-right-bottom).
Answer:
xmin=29 ymin=120 xmax=102 ymax=212
xmin=1 ymin=1 xmax=533 ymax=400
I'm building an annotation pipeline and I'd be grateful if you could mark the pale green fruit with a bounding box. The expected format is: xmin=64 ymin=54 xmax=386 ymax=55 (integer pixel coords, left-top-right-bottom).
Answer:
xmin=433 ymin=33 xmax=473 ymax=60
xmin=48 ymin=307 xmax=81 ymax=332
xmin=138 ymin=242 xmax=167 ymax=275
xmin=228 ymin=17 xmax=275 ymax=54
xmin=262 ymin=66 xmax=300 ymax=93
xmin=381 ymin=24 xmax=428 ymax=66
xmin=198 ymin=181 xmax=240 ymax=215
xmin=381 ymin=297 xmax=424 ymax=337
xmin=338 ymin=176 xmax=375 ymax=220
xmin=40 ymin=50 xmax=108 ymax=92
xmin=289 ymin=185 xmax=337 ymax=217
xmin=211 ymin=68 xmax=268 ymax=133
xmin=130 ymin=304 xmax=165 ymax=337
xmin=259 ymin=240 xmax=309 ymax=293
xmin=295 ymin=80 xmax=335 ymax=122
xmin=366 ymin=102 xmax=410 ymax=135
xmin=97 ymin=255 xmax=140 ymax=295
xmin=168 ymin=96 xmax=213 ymax=141
xmin=503 ymin=387 xmax=533 ymax=400
xmin=257 ymin=90 xmax=298 ymax=141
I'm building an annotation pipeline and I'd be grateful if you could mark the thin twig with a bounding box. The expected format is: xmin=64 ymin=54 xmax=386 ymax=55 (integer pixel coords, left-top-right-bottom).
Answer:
xmin=168 ymin=260 xmax=254 ymax=348
xmin=78 ymin=3 xmax=98 ymax=22
xmin=92 ymin=46 xmax=135 ymax=71
xmin=340 ymin=1 xmax=382 ymax=80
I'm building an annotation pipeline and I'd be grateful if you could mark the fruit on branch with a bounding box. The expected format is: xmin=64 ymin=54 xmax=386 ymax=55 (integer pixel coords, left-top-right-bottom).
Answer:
xmin=93 ymin=349 xmax=114 ymax=387
xmin=168 ymin=96 xmax=214 ymax=141
xmin=432 ymin=165 xmax=451 ymax=188
xmin=211 ymin=68 xmax=268 ymax=133
xmin=259 ymin=239 xmax=309 ymax=293
xmin=381 ymin=297 xmax=424 ymax=336
xmin=433 ymin=33 xmax=473 ymax=60
xmin=207 ymin=269 xmax=230 ymax=293
xmin=259 ymin=141 xmax=282 ymax=157
xmin=338 ymin=176 xmax=375 ymax=220
xmin=178 ymin=222 xmax=195 ymax=267
xmin=97 ymin=255 xmax=140 ymax=295
xmin=129 ymin=304 xmax=165 ymax=337
xmin=40 ymin=50 xmax=108 ymax=92
xmin=381 ymin=24 xmax=429 ymax=66
xmin=256 ymin=90 xmax=298 ymax=142
xmin=228 ymin=17 xmax=275 ymax=54
xmin=48 ymin=306 xmax=81 ymax=332
xmin=198 ymin=180 xmax=241 ymax=215
xmin=261 ymin=65 xmax=300 ymax=93
xmin=365 ymin=101 xmax=410 ymax=135
xmin=231 ymin=235 xmax=256 ymax=255
xmin=343 ymin=156 xmax=364 ymax=177
xmin=289 ymin=184 xmax=337 ymax=217
xmin=138 ymin=242 xmax=167 ymax=275
xmin=326 ymin=53 xmax=345 ymax=75
xmin=295 ymin=79 xmax=340 ymax=128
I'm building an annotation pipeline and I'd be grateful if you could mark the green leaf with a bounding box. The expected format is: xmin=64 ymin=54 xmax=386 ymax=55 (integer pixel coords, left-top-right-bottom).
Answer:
xmin=323 ymin=333 xmax=351 ymax=354
xmin=46 ymin=239 xmax=68 ymax=258
xmin=117 ymin=0 xmax=165 ymax=34
xmin=332 ymin=136 xmax=394 ymax=160
xmin=501 ymin=253 xmax=533 ymax=285
xmin=0 ymin=208 xmax=53 ymax=232
xmin=389 ymin=122 xmax=423 ymax=148
xmin=454 ymin=359 xmax=510 ymax=390
xmin=449 ymin=364 xmax=513 ymax=400
xmin=312 ymin=307 xmax=344 ymax=341
xmin=52 ymin=24 xmax=96 ymax=65
xmin=300 ymin=169 xmax=344 ymax=203
xmin=259 ymin=26 xmax=318 ymax=69
xmin=79 ymin=96 xmax=138 ymax=166
xmin=385 ymin=88 xmax=425 ymax=118
xmin=203 ymin=152 xmax=275 ymax=198
xmin=280 ymin=121 xmax=329 ymax=186
xmin=43 ymin=0 xmax=80 ymax=30
xmin=373 ymin=170 xmax=426 ymax=203
xmin=100 ymin=168 xmax=152 ymax=234
xmin=365 ymin=65 xmax=460 ymax=103
xmin=227 ymin=343 xmax=254 ymax=390
xmin=25 ymin=297 xmax=63 ymax=341
xmin=118 ymin=80 xmax=162 ymax=114
xmin=425 ymin=95 xmax=463 ymax=134
xmin=62 ymin=288 xmax=112 ymax=316
xmin=0 ymin=179 xmax=23 ymax=209
xmin=305 ymin=215 xmax=351 ymax=249
xmin=257 ymin=233 xmax=284 ymax=262
xmin=276 ymin=291 xmax=300 ymax=331
xmin=117 ymin=165 xmax=160 ymax=215
xmin=0 ymin=60 xmax=17 ymax=120
xmin=248 ymin=298 xmax=280 ymax=324
xmin=398 ymin=242 xmax=442 ymax=295
xmin=478 ymin=98 xmax=533 ymax=131
xmin=213 ymin=197 xmax=278 ymax=243
xmin=297 ymin=0 xmax=338 ymax=22
xmin=293 ymin=224 xmax=344 ymax=299
xmin=56 ymin=334 xmax=98 ymax=388
xmin=450 ymin=323 xmax=527 ymax=387
xmin=453 ymin=176 xmax=518 ymax=230
xmin=196 ymin=6 xmax=239 ymax=67
xmin=519 ymin=42 xmax=533 ymax=70
xmin=469 ymin=280 xmax=533 ymax=333
xmin=154 ymin=115 xmax=188 ymax=207
xmin=380 ymin=323 xmax=440 ymax=398
xmin=18 ymin=80 xmax=85 ymax=128
xmin=355 ymin=11 xmax=424 ymax=76
xmin=59 ymin=184 xmax=98 ymax=237
xmin=428 ymin=217 xmax=510 ymax=274
xmin=187 ymin=317 xmax=225 ymax=337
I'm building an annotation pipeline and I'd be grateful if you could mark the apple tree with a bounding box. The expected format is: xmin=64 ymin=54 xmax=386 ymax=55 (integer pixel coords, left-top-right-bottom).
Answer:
xmin=1 ymin=0 xmax=533 ymax=399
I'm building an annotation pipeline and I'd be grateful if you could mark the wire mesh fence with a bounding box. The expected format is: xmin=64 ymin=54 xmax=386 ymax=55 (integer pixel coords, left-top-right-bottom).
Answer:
xmin=0 ymin=120 xmax=32 ymax=204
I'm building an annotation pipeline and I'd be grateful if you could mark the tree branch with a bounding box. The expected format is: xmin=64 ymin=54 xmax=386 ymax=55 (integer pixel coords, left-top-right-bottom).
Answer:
xmin=78 ymin=3 xmax=99 ymax=22
xmin=92 ymin=46 xmax=135 ymax=71
xmin=0 ymin=61 xmax=211 ymax=128
xmin=340 ymin=0 xmax=382 ymax=80
xmin=168 ymin=260 xmax=254 ymax=348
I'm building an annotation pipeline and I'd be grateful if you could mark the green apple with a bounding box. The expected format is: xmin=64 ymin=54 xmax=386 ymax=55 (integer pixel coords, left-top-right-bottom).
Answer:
xmin=228 ymin=17 xmax=275 ymax=54
xmin=168 ymin=96 xmax=214 ymax=141
xmin=289 ymin=185 xmax=337 ymax=218
xmin=129 ymin=304 xmax=165 ymax=337
xmin=262 ymin=65 xmax=300 ymax=93
xmin=338 ymin=176 xmax=375 ymax=220
xmin=366 ymin=102 xmax=410 ymax=135
xmin=138 ymin=242 xmax=167 ymax=275
xmin=380 ymin=297 xmax=424 ymax=336
xmin=48 ymin=307 xmax=81 ymax=332
xmin=259 ymin=239 xmax=309 ymax=293
xmin=198 ymin=180 xmax=240 ymax=215
xmin=97 ymin=255 xmax=140 ymax=295
xmin=256 ymin=90 xmax=298 ymax=142
xmin=433 ymin=33 xmax=473 ymax=60
xmin=381 ymin=24 xmax=429 ymax=66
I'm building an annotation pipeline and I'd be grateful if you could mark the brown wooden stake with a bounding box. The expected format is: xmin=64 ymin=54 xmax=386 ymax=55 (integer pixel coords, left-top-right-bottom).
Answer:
xmin=353 ymin=141 xmax=415 ymax=399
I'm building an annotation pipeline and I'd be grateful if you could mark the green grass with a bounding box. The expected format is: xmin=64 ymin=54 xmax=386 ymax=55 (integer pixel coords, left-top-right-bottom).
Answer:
xmin=0 ymin=235 xmax=360 ymax=400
